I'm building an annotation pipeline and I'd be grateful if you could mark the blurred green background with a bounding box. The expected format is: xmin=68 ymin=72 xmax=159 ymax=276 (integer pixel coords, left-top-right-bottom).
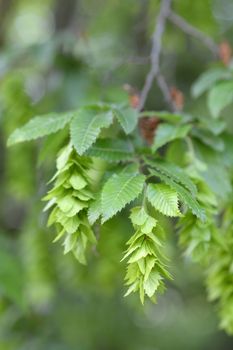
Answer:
xmin=0 ymin=0 xmax=233 ymax=349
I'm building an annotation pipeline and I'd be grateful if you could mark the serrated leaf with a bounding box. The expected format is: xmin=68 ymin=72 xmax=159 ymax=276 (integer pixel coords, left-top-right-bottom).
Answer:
xmin=101 ymin=173 xmax=145 ymax=223
xmin=208 ymin=80 xmax=233 ymax=118
xmin=114 ymin=107 xmax=139 ymax=134
xmin=152 ymin=123 xmax=191 ymax=151
xmin=88 ymin=194 xmax=102 ymax=225
xmin=145 ymin=158 xmax=197 ymax=196
xmin=148 ymin=168 xmax=205 ymax=221
xmin=7 ymin=112 xmax=74 ymax=146
xmin=86 ymin=138 xmax=134 ymax=162
xmin=191 ymin=68 xmax=231 ymax=98
xmin=70 ymin=107 xmax=113 ymax=155
xmin=147 ymin=183 xmax=181 ymax=217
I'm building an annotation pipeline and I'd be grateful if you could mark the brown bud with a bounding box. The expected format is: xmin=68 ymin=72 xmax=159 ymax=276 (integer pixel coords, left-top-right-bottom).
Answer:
xmin=129 ymin=94 xmax=140 ymax=109
xmin=139 ymin=117 xmax=160 ymax=145
xmin=123 ymin=84 xmax=140 ymax=109
xmin=219 ymin=41 xmax=232 ymax=66
xmin=170 ymin=86 xmax=184 ymax=111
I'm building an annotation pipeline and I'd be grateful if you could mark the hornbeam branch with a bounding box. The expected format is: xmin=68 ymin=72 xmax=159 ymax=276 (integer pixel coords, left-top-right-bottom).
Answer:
xmin=156 ymin=74 xmax=176 ymax=111
xmin=138 ymin=0 xmax=172 ymax=111
xmin=168 ymin=11 xmax=219 ymax=56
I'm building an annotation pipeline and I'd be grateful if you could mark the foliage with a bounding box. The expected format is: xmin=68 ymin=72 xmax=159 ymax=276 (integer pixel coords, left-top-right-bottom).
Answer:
xmin=1 ymin=0 xmax=233 ymax=348
xmin=6 ymin=36 xmax=233 ymax=336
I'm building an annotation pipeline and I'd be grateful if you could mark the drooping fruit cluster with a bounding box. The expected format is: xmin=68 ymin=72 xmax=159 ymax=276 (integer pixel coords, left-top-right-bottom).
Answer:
xmin=122 ymin=206 xmax=171 ymax=303
xmin=44 ymin=144 xmax=96 ymax=264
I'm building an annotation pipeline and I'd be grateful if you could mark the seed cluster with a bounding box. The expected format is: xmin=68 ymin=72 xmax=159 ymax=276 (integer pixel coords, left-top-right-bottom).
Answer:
xmin=44 ymin=144 xmax=96 ymax=264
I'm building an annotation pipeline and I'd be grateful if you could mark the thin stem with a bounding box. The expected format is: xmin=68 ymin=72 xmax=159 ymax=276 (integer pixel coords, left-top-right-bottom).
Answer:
xmin=168 ymin=11 xmax=219 ymax=57
xmin=156 ymin=73 xmax=177 ymax=111
xmin=138 ymin=0 xmax=172 ymax=111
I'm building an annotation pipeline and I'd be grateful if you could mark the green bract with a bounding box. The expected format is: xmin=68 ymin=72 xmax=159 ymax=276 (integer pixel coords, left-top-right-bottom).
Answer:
xmin=43 ymin=144 xmax=97 ymax=264
xmin=123 ymin=207 xmax=171 ymax=304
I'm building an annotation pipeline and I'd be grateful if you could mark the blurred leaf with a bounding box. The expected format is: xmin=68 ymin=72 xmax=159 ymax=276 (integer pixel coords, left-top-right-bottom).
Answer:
xmin=114 ymin=107 xmax=139 ymax=134
xmin=208 ymin=80 xmax=233 ymax=118
xmin=152 ymin=123 xmax=191 ymax=151
xmin=192 ymin=128 xmax=224 ymax=151
xmin=191 ymin=68 xmax=231 ymax=98
xmin=140 ymin=111 xmax=183 ymax=123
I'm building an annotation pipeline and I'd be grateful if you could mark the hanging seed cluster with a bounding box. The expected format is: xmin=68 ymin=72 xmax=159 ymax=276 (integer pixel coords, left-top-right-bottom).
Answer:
xmin=44 ymin=145 xmax=96 ymax=264
xmin=122 ymin=206 xmax=171 ymax=303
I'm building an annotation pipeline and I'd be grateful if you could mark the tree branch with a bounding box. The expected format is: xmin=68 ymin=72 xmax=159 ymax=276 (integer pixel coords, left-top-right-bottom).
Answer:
xmin=168 ymin=11 xmax=219 ymax=57
xmin=156 ymin=74 xmax=176 ymax=111
xmin=138 ymin=0 xmax=172 ymax=111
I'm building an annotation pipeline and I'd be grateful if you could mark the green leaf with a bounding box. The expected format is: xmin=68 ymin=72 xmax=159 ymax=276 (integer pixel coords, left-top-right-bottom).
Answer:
xmin=208 ymin=80 xmax=233 ymax=118
xmin=191 ymin=68 xmax=231 ymax=98
xmin=88 ymin=194 xmax=102 ymax=225
xmin=101 ymin=173 xmax=145 ymax=223
xmin=194 ymin=141 xmax=232 ymax=200
xmin=152 ymin=123 xmax=191 ymax=151
xmin=7 ymin=112 xmax=74 ymax=146
xmin=86 ymin=138 xmax=134 ymax=162
xmin=70 ymin=107 xmax=113 ymax=155
xmin=140 ymin=111 xmax=183 ymax=123
xmin=147 ymin=183 xmax=181 ymax=217
xmin=148 ymin=168 xmax=205 ymax=221
xmin=192 ymin=128 xmax=224 ymax=152
xmin=199 ymin=118 xmax=226 ymax=136
xmin=145 ymin=158 xmax=197 ymax=196
xmin=114 ymin=107 xmax=139 ymax=134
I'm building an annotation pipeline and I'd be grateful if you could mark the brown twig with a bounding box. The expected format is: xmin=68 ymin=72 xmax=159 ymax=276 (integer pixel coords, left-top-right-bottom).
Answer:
xmin=168 ymin=11 xmax=219 ymax=57
xmin=156 ymin=74 xmax=176 ymax=111
xmin=138 ymin=0 xmax=172 ymax=111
